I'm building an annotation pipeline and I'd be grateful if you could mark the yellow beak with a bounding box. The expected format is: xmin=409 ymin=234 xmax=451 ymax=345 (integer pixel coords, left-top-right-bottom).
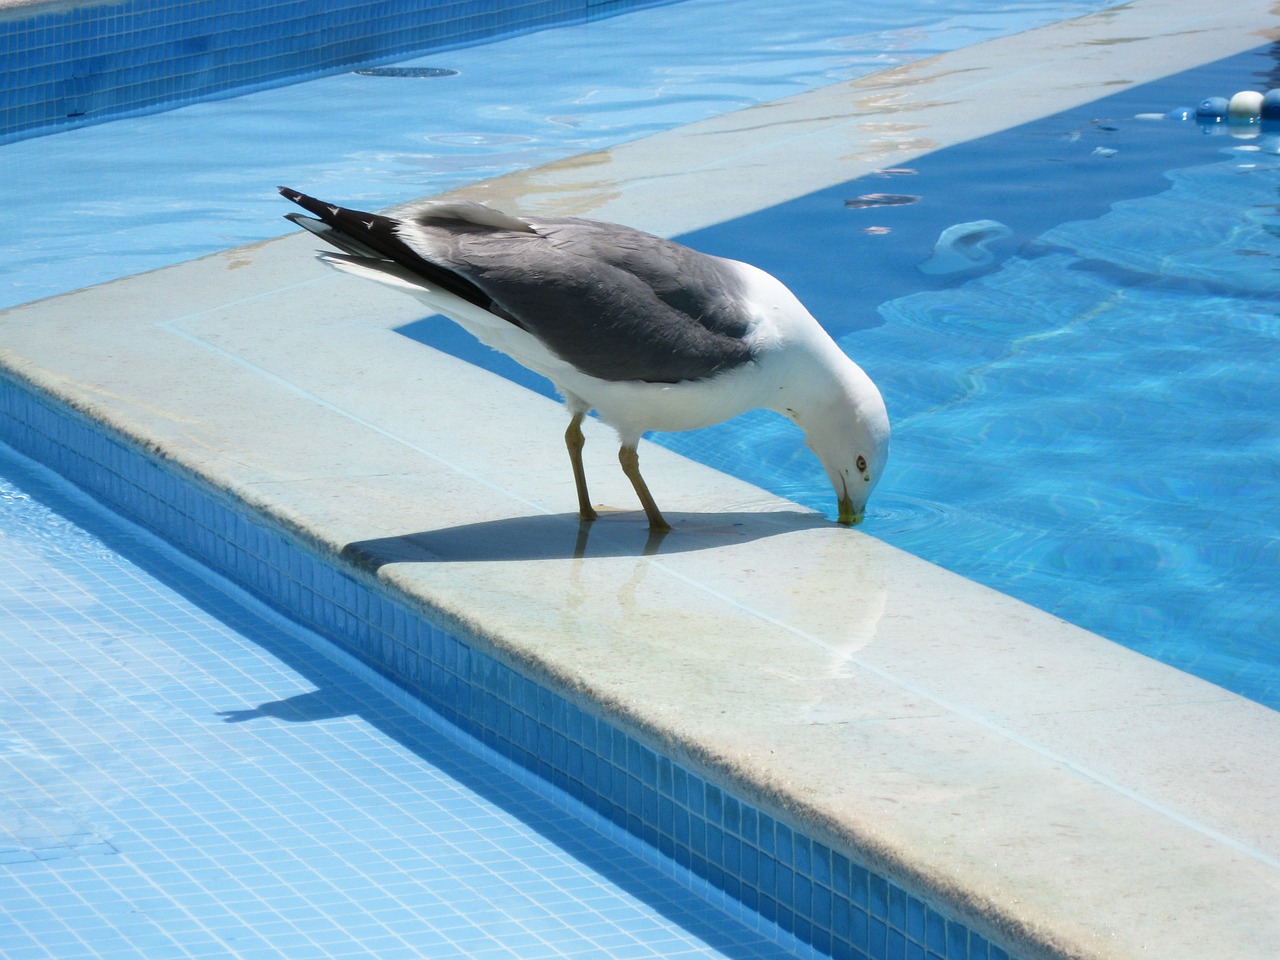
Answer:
xmin=837 ymin=491 xmax=863 ymax=526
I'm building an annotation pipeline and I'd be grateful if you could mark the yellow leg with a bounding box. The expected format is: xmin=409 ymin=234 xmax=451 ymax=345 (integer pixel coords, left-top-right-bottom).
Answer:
xmin=565 ymin=413 xmax=597 ymax=522
xmin=618 ymin=445 xmax=671 ymax=532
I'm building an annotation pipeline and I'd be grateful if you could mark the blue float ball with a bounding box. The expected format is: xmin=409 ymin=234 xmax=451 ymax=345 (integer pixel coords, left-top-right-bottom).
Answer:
xmin=1166 ymin=107 xmax=1194 ymax=121
xmin=1196 ymin=96 xmax=1229 ymax=120
xmin=1262 ymin=89 xmax=1280 ymax=121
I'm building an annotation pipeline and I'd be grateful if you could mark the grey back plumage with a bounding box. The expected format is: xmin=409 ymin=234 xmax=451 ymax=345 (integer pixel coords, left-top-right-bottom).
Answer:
xmin=399 ymin=210 xmax=757 ymax=384
xmin=280 ymin=188 xmax=759 ymax=385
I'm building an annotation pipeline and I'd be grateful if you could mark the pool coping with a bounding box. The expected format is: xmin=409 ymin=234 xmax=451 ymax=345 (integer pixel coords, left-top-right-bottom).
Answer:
xmin=3 ymin=2 xmax=1280 ymax=959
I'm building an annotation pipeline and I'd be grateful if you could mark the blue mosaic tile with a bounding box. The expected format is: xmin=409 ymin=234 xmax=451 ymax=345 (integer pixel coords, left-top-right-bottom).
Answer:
xmin=0 ymin=0 xmax=678 ymax=142
xmin=0 ymin=371 xmax=1023 ymax=960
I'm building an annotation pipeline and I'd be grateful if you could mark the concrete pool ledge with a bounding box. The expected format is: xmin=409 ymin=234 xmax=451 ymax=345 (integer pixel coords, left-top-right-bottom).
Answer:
xmin=3 ymin=1 xmax=1280 ymax=958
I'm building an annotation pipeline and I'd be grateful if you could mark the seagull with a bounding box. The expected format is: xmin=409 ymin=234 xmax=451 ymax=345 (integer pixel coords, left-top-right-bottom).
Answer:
xmin=279 ymin=187 xmax=889 ymax=531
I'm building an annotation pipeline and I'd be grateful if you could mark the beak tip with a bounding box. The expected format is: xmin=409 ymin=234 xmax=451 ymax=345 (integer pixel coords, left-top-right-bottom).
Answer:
xmin=837 ymin=498 xmax=864 ymax=526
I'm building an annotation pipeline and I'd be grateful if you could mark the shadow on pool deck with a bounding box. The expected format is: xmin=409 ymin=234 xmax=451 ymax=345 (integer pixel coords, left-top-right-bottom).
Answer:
xmin=341 ymin=510 xmax=831 ymax=565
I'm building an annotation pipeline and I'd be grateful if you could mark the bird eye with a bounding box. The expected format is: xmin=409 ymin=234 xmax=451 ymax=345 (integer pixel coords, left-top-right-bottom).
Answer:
xmin=856 ymin=455 xmax=868 ymax=473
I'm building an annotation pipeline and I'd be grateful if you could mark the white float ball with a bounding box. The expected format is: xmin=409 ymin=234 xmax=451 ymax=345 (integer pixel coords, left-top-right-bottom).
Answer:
xmin=1228 ymin=90 xmax=1264 ymax=120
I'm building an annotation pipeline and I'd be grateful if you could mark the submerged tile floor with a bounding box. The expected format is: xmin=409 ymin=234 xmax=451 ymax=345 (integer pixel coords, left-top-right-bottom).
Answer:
xmin=0 ymin=444 xmax=798 ymax=960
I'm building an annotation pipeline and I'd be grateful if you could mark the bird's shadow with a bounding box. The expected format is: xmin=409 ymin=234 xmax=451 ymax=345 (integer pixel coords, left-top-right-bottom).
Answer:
xmin=216 ymin=688 xmax=359 ymax=724
xmin=341 ymin=510 xmax=830 ymax=568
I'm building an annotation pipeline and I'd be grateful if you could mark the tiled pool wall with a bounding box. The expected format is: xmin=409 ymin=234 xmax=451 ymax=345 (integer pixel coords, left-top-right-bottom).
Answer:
xmin=0 ymin=368 xmax=1022 ymax=960
xmin=0 ymin=0 xmax=676 ymax=142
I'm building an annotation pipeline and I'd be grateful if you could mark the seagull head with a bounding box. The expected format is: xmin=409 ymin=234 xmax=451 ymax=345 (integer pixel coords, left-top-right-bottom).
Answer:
xmin=795 ymin=359 xmax=890 ymax=526
xmin=731 ymin=260 xmax=890 ymax=526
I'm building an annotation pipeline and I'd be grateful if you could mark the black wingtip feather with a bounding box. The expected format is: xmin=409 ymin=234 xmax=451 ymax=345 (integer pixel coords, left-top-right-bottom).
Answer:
xmin=278 ymin=186 xmax=498 ymax=314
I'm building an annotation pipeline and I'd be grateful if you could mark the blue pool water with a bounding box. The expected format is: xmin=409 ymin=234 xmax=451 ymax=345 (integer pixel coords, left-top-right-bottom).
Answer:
xmin=0 ymin=439 xmax=803 ymax=960
xmin=0 ymin=0 xmax=1120 ymax=310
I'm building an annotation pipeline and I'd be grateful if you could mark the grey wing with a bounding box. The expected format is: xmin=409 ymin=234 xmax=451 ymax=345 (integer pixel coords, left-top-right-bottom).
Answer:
xmin=402 ymin=214 xmax=757 ymax=384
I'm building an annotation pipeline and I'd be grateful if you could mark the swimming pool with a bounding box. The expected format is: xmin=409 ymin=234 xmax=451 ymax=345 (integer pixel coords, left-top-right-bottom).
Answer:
xmin=3 ymin=1 xmax=1278 ymax=958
